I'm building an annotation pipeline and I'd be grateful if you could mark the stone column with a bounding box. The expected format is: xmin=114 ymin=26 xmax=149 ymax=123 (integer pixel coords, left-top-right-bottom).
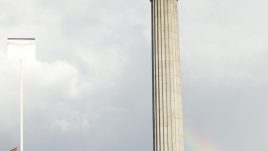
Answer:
xmin=150 ymin=0 xmax=184 ymax=151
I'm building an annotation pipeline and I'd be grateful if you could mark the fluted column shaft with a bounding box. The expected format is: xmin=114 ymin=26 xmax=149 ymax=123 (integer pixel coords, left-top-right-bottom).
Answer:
xmin=151 ymin=0 xmax=184 ymax=151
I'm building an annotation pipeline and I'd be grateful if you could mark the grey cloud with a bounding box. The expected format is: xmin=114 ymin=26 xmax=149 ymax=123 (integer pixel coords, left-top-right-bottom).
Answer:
xmin=1 ymin=0 xmax=268 ymax=151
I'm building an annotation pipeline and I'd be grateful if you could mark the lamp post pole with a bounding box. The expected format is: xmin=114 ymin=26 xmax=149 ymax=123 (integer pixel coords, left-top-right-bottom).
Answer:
xmin=19 ymin=59 xmax=24 ymax=151
xmin=8 ymin=37 xmax=35 ymax=151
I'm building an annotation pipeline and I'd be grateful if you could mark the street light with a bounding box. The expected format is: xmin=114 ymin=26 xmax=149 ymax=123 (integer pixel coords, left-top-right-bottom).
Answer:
xmin=8 ymin=38 xmax=36 ymax=151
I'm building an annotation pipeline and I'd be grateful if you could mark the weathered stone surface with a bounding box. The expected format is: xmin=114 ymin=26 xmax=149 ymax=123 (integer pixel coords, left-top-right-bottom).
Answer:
xmin=150 ymin=0 xmax=184 ymax=151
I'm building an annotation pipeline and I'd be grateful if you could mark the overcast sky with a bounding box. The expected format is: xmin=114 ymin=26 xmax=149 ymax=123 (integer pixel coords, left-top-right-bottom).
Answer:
xmin=1 ymin=0 xmax=268 ymax=151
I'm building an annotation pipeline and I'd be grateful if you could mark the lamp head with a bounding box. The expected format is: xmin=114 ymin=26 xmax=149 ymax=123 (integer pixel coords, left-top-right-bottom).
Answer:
xmin=7 ymin=38 xmax=36 ymax=60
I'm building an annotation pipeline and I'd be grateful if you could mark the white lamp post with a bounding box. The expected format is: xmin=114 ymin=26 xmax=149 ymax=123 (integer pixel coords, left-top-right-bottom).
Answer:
xmin=8 ymin=38 xmax=36 ymax=151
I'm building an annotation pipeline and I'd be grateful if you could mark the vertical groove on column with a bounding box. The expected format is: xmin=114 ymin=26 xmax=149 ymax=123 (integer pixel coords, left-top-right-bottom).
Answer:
xmin=166 ymin=0 xmax=172 ymax=151
xmin=170 ymin=0 xmax=174 ymax=149
xmin=159 ymin=0 xmax=164 ymax=150
xmin=151 ymin=1 xmax=156 ymax=151
xmin=154 ymin=1 xmax=161 ymax=151
xmin=163 ymin=0 xmax=168 ymax=151
xmin=160 ymin=0 xmax=165 ymax=150
xmin=154 ymin=0 xmax=157 ymax=149
xmin=169 ymin=0 xmax=175 ymax=150
xmin=171 ymin=1 xmax=177 ymax=150
xmin=174 ymin=0 xmax=180 ymax=150
xmin=176 ymin=1 xmax=184 ymax=150
xmin=172 ymin=0 xmax=177 ymax=150
xmin=175 ymin=0 xmax=183 ymax=150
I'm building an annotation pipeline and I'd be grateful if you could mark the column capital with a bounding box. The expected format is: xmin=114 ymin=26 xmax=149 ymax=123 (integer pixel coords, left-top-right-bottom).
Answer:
xmin=149 ymin=0 xmax=178 ymax=1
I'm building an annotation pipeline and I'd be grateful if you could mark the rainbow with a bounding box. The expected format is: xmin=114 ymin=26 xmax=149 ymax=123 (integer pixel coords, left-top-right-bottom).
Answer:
xmin=184 ymin=126 xmax=221 ymax=151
